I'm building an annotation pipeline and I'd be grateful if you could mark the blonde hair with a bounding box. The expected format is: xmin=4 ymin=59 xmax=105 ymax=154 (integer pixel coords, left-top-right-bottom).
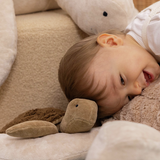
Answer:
xmin=58 ymin=30 xmax=125 ymax=118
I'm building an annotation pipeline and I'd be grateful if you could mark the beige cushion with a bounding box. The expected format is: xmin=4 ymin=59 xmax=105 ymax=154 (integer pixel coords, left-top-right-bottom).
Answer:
xmin=13 ymin=0 xmax=60 ymax=15
xmin=0 ymin=127 xmax=99 ymax=160
xmin=86 ymin=121 xmax=160 ymax=160
xmin=0 ymin=9 xmax=87 ymax=129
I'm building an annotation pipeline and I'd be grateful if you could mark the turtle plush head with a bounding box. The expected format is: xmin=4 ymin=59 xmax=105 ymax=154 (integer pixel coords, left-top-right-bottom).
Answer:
xmin=60 ymin=98 xmax=98 ymax=133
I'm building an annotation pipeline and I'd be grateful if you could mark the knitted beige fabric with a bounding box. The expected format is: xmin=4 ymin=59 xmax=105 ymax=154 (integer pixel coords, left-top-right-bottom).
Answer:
xmin=0 ymin=9 xmax=87 ymax=129
xmin=102 ymin=77 xmax=160 ymax=131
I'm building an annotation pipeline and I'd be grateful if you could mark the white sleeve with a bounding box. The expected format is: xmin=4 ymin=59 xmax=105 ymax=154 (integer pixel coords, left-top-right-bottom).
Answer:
xmin=125 ymin=1 xmax=160 ymax=62
xmin=147 ymin=14 xmax=160 ymax=56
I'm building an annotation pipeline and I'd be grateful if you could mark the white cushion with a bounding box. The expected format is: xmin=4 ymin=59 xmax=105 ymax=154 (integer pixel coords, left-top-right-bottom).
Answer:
xmin=0 ymin=0 xmax=17 ymax=86
xmin=0 ymin=127 xmax=99 ymax=160
xmin=86 ymin=121 xmax=160 ymax=160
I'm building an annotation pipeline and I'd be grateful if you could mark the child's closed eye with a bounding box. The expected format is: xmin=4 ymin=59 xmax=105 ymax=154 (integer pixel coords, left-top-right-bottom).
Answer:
xmin=128 ymin=96 xmax=132 ymax=101
xmin=128 ymin=95 xmax=134 ymax=101
xmin=120 ymin=75 xmax=125 ymax=85
xmin=120 ymin=75 xmax=132 ymax=101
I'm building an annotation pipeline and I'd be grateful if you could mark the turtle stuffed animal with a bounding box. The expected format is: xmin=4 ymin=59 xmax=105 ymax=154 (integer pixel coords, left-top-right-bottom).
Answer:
xmin=0 ymin=98 xmax=98 ymax=138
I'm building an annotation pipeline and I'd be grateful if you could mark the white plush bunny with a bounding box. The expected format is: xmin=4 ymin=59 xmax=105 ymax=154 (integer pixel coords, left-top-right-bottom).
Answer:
xmin=55 ymin=0 xmax=139 ymax=35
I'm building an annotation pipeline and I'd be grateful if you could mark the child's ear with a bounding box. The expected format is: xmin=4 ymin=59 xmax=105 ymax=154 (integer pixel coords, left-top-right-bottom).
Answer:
xmin=97 ymin=33 xmax=123 ymax=47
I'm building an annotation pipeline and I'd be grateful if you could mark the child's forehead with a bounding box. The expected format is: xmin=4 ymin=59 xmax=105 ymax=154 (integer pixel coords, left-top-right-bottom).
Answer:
xmin=89 ymin=50 xmax=112 ymax=72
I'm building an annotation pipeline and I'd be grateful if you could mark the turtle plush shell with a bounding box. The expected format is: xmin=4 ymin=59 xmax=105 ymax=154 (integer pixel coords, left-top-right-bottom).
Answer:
xmin=0 ymin=107 xmax=65 ymax=133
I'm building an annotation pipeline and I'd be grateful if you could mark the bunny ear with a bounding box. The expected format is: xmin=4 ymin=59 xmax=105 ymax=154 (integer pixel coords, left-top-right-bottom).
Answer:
xmin=0 ymin=0 xmax=17 ymax=86
xmin=55 ymin=0 xmax=90 ymax=34
xmin=55 ymin=0 xmax=138 ymax=35
xmin=55 ymin=0 xmax=102 ymax=35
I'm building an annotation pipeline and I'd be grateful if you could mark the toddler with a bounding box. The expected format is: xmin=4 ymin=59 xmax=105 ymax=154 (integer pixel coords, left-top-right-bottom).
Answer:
xmin=58 ymin=1 xmax=160 ymax=118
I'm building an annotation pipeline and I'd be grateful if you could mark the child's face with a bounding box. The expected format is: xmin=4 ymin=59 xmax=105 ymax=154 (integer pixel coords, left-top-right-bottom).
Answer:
xmin=87 ymin=34 xmax=160 ymax=116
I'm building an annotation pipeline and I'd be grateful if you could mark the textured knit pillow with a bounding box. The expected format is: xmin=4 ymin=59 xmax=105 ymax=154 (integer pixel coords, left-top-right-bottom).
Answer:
xmin=0 ymin=0 xmax=17 ymax=86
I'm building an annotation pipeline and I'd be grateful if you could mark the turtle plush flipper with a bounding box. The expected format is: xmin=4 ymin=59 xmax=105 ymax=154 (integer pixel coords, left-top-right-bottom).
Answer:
xmin=6 ymin=120 xmax=59 ymax=138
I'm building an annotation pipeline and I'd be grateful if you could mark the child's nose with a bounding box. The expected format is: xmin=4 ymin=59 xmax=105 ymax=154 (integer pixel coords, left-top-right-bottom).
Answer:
xmin=130 ymin=81 xmax=142 ymax=95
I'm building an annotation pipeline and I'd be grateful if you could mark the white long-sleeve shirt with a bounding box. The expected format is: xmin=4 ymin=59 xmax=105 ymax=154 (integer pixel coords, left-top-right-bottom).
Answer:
xmin=125 ymin=1 xmax=160 ymax=62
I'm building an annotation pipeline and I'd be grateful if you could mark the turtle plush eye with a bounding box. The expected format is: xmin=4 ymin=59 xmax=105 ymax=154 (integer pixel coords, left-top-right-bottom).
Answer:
xmin=103 ymin=11 xmax=108 ymax=17
xmin=75 ymin=104 xmax=78 ymax=107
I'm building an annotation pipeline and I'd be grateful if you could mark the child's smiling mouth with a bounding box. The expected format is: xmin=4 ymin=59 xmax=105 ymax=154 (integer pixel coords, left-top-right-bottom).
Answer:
xmin=143 ymin=71 xmax=154 ymax=86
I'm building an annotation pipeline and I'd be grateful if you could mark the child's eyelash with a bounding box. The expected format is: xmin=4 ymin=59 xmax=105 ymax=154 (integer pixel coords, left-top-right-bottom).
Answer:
xmin=120 ymin=75 xmax=125 ymax=85
xmin=128 ymin=96 xmax=132 ymax=101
